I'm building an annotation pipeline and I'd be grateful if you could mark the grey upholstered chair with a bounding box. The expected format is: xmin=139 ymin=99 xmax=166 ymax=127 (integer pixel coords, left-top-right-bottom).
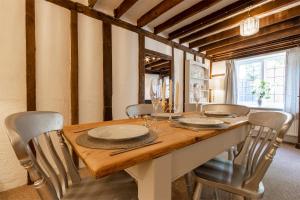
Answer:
xmin=192 ymin=111 xmax=293 ymax=200
xmin=202 ymin=104 xmax=250 ymax=117
xmin=202 ymin=104 xmax=251 ymax=160
xmin=5 ymin=111 xmax=137 ymax=200
xmin=125 ymin=104 xmax=153 ymax=118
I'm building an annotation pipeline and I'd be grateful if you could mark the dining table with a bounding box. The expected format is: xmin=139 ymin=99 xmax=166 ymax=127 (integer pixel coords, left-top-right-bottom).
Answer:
xmin=63 ymin=114 xmax=249 ymax=200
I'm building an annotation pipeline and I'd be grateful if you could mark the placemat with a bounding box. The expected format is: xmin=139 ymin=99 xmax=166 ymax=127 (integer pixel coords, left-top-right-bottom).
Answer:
xmin=76 ymin=130 xmax=158 ymax=149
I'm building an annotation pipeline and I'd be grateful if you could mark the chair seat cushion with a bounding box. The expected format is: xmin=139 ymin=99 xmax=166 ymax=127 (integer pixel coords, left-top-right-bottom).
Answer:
xmin=63 ymin=171 xmax=138 ymax=200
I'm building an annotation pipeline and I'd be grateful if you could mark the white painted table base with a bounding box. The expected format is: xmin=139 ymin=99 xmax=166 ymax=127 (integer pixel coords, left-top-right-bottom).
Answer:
xmin=126 ymin=125 xmax=248 ymax=200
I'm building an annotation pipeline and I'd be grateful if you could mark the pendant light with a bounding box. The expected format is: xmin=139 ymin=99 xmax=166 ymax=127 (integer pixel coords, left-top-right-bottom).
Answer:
xmin=240 ymin=6 xmax=259 ymax=36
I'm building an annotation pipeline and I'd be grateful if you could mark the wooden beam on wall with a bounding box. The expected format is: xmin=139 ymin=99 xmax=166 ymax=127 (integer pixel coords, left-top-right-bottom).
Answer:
xmin=154 ymin=0 xmax=222 ymax=34
xmin=183 ymin=51 xmax=186 ymax=112
xmin=103 ymin=22 xmax=113 ymax=120
xmin=137 ymin=0 xmax=183 ymax=27
xmin=88 ymin=0 xmax=98 ymax=8
xmin=138 ymin=34 xmax=145 ymax=104
xmin=191 ymin=5 xmax=300 ymax=49
xmin=180 ymin=0 xmax=296 ymax=44
xmin=207 ymin=26 xmax=300 ymax=56
xmin=168 ymin=0 xmax=266 ymax=40
xmin=70 ymin=9 xmax=79 ymax=167
xmin=114 ymin=0 xmax=138 ymax=18
xmin=195 ymin=17 xmax=300 ymax=51
xmin=45 ymin=0 xmax=208 ymax=59
xmin=26 ymin=0 xmax=36 ymax=112
xmin=145 ymin=49 xmax=172 ymax=61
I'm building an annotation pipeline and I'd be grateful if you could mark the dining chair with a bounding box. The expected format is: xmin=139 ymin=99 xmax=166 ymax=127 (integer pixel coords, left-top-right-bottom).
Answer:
xmin=192 ymin=111 xmax=293 ymax=200
xmin=203 ymin=104 xmax=251 ymax=160
xmin=125 ymin=104 xmax=153 ymax=118
xmin=5 ymin=111 xmax=137 ymax=200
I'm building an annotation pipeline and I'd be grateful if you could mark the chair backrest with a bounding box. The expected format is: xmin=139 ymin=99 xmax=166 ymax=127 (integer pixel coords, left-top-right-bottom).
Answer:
xmin=234 ymin=111 xmax=293 ymax=191
xmin=202 ymin=104 xmax=250 ymax=116
xmin=5 ymin=111 xmax=81 ymax=200
xmin=126 ymin=104 xmax=153 ymax=118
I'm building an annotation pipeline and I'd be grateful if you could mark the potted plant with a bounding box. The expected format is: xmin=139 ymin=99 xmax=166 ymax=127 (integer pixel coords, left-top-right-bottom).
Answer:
xmin=252 ymin=80 xmax=271 ymax=106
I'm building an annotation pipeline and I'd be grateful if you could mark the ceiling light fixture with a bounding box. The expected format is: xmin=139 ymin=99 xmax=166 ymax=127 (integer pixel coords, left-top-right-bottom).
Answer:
xmin=240 ymin=6 xmax=259 ymax=36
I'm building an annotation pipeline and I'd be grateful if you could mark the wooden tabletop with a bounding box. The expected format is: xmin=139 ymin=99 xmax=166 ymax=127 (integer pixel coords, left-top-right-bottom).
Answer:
xmin=63 ymin=115 xmax=248 ymax=178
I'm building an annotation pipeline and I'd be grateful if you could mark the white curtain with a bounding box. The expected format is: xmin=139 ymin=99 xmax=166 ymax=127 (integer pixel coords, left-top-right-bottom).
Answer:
xmin=285 ymin=47 xmax=300 ymax=135
xmin=224 ymin=60 xmax=237 ymax=104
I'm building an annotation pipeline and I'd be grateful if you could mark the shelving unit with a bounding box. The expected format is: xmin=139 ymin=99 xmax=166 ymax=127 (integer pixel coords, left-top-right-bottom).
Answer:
xmin=185 ymin=60 xmax=210 ymax=104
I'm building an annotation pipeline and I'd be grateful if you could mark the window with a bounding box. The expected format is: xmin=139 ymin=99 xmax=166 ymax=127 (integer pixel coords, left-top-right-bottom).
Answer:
xmin=235 ymin=52 xmax=286 ymax=108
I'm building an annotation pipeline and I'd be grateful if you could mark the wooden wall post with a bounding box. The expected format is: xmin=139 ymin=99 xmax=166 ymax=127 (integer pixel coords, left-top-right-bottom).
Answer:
xmin=138 ymin=34 xmax=145 ymax=103
xmin=70 ymin=9 xmax=79 ymax=167
xmin=183 ymin=51 xmax=186 ymax=111
xmin=103 ymin=22 xmax=113 ymax=121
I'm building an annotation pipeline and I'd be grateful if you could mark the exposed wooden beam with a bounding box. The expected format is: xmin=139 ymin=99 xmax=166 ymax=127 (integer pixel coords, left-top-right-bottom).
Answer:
xmin=103 ymin=22 xmax=113 ymax=121
xmin=147 ymin=63 xmax=171 ymax=70
xmin=145 ymin=60 xmax=169 ymax=68
xmin=180 ymin=0 xmax=297 ymax=44
xmin=145 ymin=49 xmax=172 ymax=60
xmin=195 ymin=16 xmax=300 ymax=51
xmin=190 ymin=6 xmax=300 ymax=49
xmin=207 ymin=25 xmax=300 ymax=55
xmin=154 ymin=0 xmax=222 ymax=34
xmin=137 ymin=0 xmax=183 ymax=27
xmin=45 ymin=0 xmax=208 ymax=59
xmin=168 ymin=0 xmax=266 ymax=40
xmin=138 ymin=34 xmax=145 ymax=103
xmin=88 ymin=0 xmax=98 ymax=8
xmin=26 ymin=0 xmax=36 ymax=185
xmin=114 ymin=0 xmax=138 ymax=18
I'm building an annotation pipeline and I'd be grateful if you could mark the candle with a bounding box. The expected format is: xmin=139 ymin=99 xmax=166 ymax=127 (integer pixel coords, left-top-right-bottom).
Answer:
xmin=169 ymin=80 xmax=173 ymax=106
xmin=175 ymin=81 xmax=179 ymax=109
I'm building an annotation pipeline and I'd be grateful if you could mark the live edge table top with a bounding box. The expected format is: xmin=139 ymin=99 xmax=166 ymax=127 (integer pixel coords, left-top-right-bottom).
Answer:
xmin=63 ymin=115 xmax=248 ymax=178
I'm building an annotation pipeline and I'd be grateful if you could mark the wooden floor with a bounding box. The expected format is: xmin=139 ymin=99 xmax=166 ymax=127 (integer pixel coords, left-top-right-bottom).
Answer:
xmin=1 ymin=144 xmax=299 ymax=200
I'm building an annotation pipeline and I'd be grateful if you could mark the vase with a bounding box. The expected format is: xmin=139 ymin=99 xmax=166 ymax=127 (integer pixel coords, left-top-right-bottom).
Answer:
xmin=258 ymin=98 xmax=262 ymax=106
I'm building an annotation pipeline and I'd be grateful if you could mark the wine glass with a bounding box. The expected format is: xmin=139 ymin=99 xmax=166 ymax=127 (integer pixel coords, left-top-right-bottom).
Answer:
xmin=150 ymin=78 xmax=162 ymax=115
xmin=193 ymin=83 xmax=201 ymax=113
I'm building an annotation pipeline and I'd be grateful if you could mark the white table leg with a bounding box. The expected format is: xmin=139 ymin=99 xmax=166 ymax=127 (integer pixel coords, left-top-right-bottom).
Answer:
xmin=127 ymin=154 xmax=172 ymax=200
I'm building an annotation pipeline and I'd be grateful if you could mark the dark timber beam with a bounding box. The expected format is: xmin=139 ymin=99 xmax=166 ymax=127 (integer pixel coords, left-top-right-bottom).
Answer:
xmin=180 ymin=0 xmax=297 ymax=44
xmin=138 ymin=34 xmax=145 ymax=103
xmin=88 ymin=0 xmax=98 ymax=8
xmin=190 ymin=6 xmax=300 ymax=49
xmin=154 ymin=0 xmax=222 ymax=34
xmin=145 ymin=60 xmax=170 ymax=68
xmin=70 ymin=10 xmax=79 ymax=167
xmin=207 ymin=25 xmax=300 ymax=56
xmin=103 ymin=22 xmax=113 ymax=120
xmin=168 ymin=0 xmax=266 ymax=40
xmin=45 ymin=0 xmax=208 ymax=59
xmin=145 ymin=49 xmax=172 ymax=60
xmin=137 ymin=0 xmax=183 ymax=27
xmin=195 ymin=17 xmax=300 ymax=51
xmin=146 ymin=63 xmax=171 ymax=70
xmin=114 ymin=0 xmax=138 ymax=19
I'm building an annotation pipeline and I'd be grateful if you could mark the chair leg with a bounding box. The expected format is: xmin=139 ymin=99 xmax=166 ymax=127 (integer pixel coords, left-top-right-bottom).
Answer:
xmin=228 ymin=147 xmax=234 ymax=161
xmin=214 ymin=189 xmax=220 ymax=200
xmin=184 ymin=172 xmax=194 ymax=199
xmin=193 ymin=182 xmax=203 ymax=200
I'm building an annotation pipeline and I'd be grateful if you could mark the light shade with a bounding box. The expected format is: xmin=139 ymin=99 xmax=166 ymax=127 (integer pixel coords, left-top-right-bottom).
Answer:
xmin=240 ymin=16 xmax=259 ymax=36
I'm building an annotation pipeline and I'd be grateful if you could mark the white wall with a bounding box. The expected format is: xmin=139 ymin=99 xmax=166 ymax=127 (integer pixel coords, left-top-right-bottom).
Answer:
xmin=145 ymin=37 xmax=172 ymax=56
xmin=174 ymin=48 xmax=184 ymax=112
xmin=112 ymin=26 xmax=139 ymax=120
xmin=0 ymin=0 xmax=27 ymax=191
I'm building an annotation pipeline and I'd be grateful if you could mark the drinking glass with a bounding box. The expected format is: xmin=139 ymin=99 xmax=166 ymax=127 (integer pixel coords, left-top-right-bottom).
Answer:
xmin=150 ymin=78 xmax=162 ymax=114
xmin=193 ymin=83 xmax=201 ymax=113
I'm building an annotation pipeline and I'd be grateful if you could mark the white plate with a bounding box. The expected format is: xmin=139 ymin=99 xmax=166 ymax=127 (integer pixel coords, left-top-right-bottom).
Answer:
xmin=151 ymin=113 xmax=182 ymax=118
xmin=88 ymin=125 xmax=149 ymax=141
xmin=204 ymin=111 xmax=232 ymax=116
xmin=178 ymin=118 xmax=224 ymax=126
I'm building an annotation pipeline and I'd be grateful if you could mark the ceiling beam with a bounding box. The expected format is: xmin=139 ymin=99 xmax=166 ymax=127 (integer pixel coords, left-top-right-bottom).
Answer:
xmin=154 ymin=0 xmax=222 ymax=34
xmin=137 ymin=0 xmax=183 ymax=27
xmin=180 ymin=0 xmax=297 ymax=44
xmin=88 ymin=0 xmax=98 ymax=8
xmin=114 ymin=0 xmax=138 ymax=18
xmin=168 ymin=0 xmax=266 ymax=40
xmin=207 ymin=25 xmax=300 ymax=55
xmin=195 ymin=17 xmax=300 ymax=51
xmin=147 ymin=63 xmax=171 ymax=70
xmin=190 ymin=5 xmax=300 ymax=49
xmin=145 ymin=60 xmax=170 ymax=68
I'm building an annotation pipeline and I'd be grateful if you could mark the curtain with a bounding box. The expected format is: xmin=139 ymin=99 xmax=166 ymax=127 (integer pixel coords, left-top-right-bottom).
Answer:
xmin=224 ymin=60 xmax=237 ymax=104
xmin=285 ymin=47 xmax=300 ymax=135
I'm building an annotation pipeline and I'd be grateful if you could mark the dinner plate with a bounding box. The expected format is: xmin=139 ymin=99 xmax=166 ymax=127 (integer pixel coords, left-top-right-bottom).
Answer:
xmin=88 ymin=125 xmax=149 ymax=141
xmin=204 ymin=111 xmax=232 ymax=117
xmin=151 ymin=113 xmax=182 ymax=118
xmin=178 ymin=117 xmax=224 ymax=126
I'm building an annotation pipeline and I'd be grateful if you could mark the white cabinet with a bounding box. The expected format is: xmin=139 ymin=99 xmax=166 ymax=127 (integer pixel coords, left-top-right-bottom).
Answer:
xmin=185 ymin=60 xmax=210 ymax=104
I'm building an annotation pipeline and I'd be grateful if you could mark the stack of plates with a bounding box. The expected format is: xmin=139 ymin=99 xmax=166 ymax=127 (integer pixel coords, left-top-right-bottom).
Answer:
xmin=88 ymin=125 xmax=149 ymax=141
xmin=177 ymin=117 xmax=224 ymax=127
